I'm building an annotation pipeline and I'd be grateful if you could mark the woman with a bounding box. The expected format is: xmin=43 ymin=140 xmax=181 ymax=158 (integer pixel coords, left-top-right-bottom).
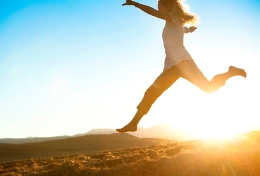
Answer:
xmin=116 ymin=0 xmax=246 ymax=132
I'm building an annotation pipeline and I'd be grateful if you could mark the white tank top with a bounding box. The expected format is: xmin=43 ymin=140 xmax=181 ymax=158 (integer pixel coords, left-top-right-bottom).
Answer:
xmin=162 ymin=14 xmax=193 ymax=71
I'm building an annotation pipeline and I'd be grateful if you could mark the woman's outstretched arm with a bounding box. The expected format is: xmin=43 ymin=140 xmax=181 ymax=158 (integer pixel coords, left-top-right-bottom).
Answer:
xmin=122 ymin=0 xmax=171 ymax=22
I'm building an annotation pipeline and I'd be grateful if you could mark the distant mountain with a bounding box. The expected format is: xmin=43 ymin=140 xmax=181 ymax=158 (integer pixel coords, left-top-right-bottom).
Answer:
xmin=0 ymin=124 xmax=194 ymax=144
xmin=133 ymin=124 xmax=194 ymax=141
xmin=83 ymin=125 xmax=194 ymax=141
xmin=75 ymin=128 xmax=116 ymax=137
xmin=0 ymin=136 xmax=69 ymax=144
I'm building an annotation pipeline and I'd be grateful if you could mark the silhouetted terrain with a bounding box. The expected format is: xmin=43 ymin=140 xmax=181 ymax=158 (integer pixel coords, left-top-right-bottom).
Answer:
xmin=0 ymin=133 xmax=174 ymax=162
xmin=0 ymin=136 xmax=69 ymax=144
xmin=0 ymin=125 xmax=193 ymax=144
xmin=83 ymin=125 xmax=193 ymax=141
xmin=1 ymin=131 xmax=260 ymax=175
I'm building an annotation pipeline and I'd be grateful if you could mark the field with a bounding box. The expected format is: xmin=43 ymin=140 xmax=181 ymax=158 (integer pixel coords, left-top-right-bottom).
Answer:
xmin=1 ymin=131 xmax=260 ymax=176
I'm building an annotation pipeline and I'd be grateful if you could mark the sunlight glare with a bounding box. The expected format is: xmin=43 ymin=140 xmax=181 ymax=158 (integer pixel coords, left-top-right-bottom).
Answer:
xmin=149 ymin=46 xmax=254 ymax=140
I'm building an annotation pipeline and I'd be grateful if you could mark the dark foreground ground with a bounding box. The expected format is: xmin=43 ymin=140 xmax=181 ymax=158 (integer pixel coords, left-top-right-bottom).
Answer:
xmin=1 ymin=131 xmax=260 ymax=176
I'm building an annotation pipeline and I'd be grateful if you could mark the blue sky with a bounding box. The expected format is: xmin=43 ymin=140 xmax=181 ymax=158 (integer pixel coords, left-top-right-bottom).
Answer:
xmin=0 ymin=0 xmax=260 ymax=139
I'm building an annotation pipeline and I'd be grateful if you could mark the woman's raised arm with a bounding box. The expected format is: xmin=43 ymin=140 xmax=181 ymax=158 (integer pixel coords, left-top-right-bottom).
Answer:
xmin=123 ymin=0 xmax=172 ymax=22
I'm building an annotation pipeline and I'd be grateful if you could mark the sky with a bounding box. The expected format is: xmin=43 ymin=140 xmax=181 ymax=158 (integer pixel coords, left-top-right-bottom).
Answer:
xmin=0 ymin=0 xmax=260 ymax=139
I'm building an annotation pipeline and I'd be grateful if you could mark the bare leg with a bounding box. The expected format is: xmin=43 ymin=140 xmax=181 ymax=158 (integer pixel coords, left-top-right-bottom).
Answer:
xmin=178 ymin=60 xmax=246 ymax=94
xmin=116 ymin=67 xmax=180 ymax=133
xmin=116 ymin=60 xmax=246 ymax=133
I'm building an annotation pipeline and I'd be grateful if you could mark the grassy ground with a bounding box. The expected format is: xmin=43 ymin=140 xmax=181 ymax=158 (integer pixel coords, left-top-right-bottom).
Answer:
xmin=1 ymin=131 xmax=260 ymax=176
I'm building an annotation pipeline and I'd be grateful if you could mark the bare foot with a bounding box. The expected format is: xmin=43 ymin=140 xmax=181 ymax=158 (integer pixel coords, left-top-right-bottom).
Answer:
xmin=116 ymin=123 xmax=137 ymax=133
xmin=229 ymin=66 xmax=247 ymax=78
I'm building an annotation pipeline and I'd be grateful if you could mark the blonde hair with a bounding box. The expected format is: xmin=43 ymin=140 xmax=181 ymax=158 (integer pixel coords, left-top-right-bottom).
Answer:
xmin=158 ymin=0 xmax=199 ymax=26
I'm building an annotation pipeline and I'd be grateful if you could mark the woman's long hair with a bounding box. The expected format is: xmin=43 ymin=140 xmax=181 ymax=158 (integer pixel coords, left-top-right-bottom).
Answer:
xmin=158 ymin=0 xmax=199 ymax=26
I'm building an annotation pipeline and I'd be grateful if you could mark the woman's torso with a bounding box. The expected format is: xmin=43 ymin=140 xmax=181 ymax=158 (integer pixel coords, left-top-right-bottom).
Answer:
xmin=162 ymin=15 xmax=193 ymax=71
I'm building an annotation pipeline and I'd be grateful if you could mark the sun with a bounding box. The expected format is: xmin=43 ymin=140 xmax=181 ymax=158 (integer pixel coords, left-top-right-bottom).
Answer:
xmin=140 ymin=75 xmax=250 ymax=140
xmin=179 ymin=77 xmax=250 ymax=140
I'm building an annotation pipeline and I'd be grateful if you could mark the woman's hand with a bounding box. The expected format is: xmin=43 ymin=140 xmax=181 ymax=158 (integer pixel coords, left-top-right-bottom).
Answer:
xmin=122 ymin=0 xmax=135 ymax=6
xmin=189 ymin=26 xmax=197 ymax=33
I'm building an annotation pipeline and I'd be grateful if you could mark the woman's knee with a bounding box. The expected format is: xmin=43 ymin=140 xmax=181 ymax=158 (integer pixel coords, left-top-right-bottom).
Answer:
xmin=195 ymin=75 xmax=225 ymax=94
xmin=200 ymin=85 xmax=214 ymax=94
xmin=208 ymin=75 xmax=226 ymax=93
xmin=203 ymin=88 xmax=217 ymax=94
xmin=195 ymin=81 xmax=216 ymax=94
xmin=202 ymin=81 xmax=223 ymax=94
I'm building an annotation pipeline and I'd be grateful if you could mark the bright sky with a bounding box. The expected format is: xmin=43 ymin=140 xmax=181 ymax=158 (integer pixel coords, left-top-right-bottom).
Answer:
xmin=1 ymin=0 xmax=260 ymax=139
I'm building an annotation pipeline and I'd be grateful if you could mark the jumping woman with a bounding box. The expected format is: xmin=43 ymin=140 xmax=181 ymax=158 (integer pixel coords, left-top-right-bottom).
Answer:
xmin=116 ymin=0 xmax=247 ymax=133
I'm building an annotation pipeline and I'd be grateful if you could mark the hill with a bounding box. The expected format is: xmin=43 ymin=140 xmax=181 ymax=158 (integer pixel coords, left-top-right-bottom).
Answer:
xmin=1 ymin=131 xmax=260 ymax=176
xmin=0 ymin=125 xmax=195 ymax=144
xmin=0 ymin=136 xmax=69 ymax=144
xmin=0 ymin=133 xmax=174 ymax=162
xmin=82 ymin=124 xmax=194 ymax=141
xmin=0 ymin=124 xmax=194 ymax=144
